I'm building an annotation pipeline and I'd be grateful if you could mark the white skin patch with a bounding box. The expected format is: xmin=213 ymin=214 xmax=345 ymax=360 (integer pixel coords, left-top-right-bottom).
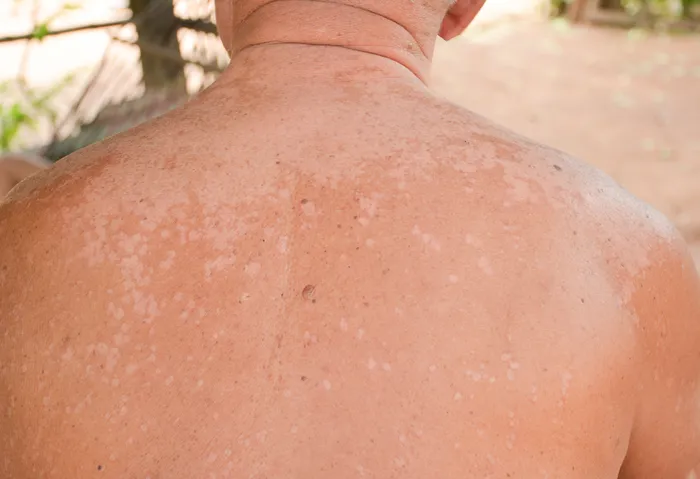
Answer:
xmin=359 ymin=196 xmax=380 ymax=217
xmin=478 ymin=256 xmax=494 ymax=275
xmin=301 ymin=200 xmax=317 ymax=216
xmin=506 ymin=433 xmax=516 ymax=450
xmin=356 ymin=329 xmax=365 ymax=340
xmin=159 ymin=250 xmax=176 ymax=270
xmin=107 ymin=302 xmax=125 ymax=320
xmin=448 ymin=274 xmax=459 ymax=283
xmin=465 ymin=234 xmax=483 ymax=247
xmin=304 ymin=331 xmax=318 ymax=345
xmin=340 ymin=318 xmax=349 ymax=331
xmin=204 ymin=255 xmax=236 ymax=279
xmin=244 ymin=262 xmax=261 ymax=277
xmin=454 ymin=392 xmax=463 ymax=401
xmin=277 ymin=236 xmax=288 ymax=253
xmin=113 ymin=333 xmax=129 ymax=347
xmin=561 ymin=371 xmax=573 ymax=397
xmin=368 ymin=358 xmax=377 ymax=370
xmin=61 ymin=347 xmax=74 ymax=361
xmin=382 ymin=363 xmax=392 ymax=372
xmin=278 ymin=189 xmax=291 ymax=199
xmin=412 ymin=225 xmax=441 ymax=251
xmin=323 ymin=379 xmax=332 ymax=390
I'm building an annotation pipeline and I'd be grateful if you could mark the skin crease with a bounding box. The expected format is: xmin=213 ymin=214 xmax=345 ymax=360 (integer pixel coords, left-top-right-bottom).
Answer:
xmin=0 ymin=0 xmax=699 ymax=477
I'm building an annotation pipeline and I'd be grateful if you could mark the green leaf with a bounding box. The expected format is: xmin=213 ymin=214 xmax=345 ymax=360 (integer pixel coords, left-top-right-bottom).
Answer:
xmin=31 ymin=23 xmax=50 ymax=41
xmin=62 ymin=3 xmax=82 ymax=11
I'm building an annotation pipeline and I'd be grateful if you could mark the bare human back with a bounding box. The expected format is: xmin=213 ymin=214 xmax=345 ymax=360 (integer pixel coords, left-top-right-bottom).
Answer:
xmin=1 ymin=0 xmax=699 ymax=478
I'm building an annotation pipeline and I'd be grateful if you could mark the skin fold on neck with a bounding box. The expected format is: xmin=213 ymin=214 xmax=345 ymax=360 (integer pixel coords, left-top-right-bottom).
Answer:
xmin=218 ymin=0 xmax=446 ymax=85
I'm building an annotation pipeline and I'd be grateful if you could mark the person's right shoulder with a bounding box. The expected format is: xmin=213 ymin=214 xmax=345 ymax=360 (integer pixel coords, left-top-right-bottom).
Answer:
xmin=514 ymin=136 xmax=700 ymax=478
xmin=551 ymin=150 xmax=700 ymax=479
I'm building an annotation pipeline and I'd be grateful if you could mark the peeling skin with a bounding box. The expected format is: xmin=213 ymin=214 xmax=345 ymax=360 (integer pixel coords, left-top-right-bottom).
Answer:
xmin=1 ymin=1 xmax=700 ymax=478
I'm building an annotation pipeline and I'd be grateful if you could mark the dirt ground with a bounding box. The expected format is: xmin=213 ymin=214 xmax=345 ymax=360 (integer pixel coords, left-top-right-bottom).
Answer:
xmin=430 ymin=21 xmax=700 ymax=264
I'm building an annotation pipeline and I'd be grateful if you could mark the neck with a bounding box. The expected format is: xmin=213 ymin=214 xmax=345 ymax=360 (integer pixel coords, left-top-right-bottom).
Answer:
xmin=219 ymin=0 xmax=444 ymax=85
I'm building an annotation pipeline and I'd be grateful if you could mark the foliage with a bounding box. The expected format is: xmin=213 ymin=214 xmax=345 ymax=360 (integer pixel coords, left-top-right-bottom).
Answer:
xmin=0 ymin=1 xmax=80 ymax=152
xmin=552 ymin=0 xmax=700 ymax=19
xmin=0 ymin=73 xmax=76 ymax=152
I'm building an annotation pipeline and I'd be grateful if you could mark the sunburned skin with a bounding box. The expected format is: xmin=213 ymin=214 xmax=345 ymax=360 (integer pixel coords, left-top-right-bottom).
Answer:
xmin=1 ymin=0 xmax=699 ymax=478
xmin=0 ymin=153 xmax=51 ymax=198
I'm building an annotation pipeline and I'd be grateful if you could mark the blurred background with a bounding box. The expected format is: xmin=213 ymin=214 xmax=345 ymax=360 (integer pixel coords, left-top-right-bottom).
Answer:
xmin=1 ymin=0 xmax=699 ymax=263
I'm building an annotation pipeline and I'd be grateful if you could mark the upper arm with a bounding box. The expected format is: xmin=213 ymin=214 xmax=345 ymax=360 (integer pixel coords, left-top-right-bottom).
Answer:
xmin=620 ymin=231 xmax=700 ymax=479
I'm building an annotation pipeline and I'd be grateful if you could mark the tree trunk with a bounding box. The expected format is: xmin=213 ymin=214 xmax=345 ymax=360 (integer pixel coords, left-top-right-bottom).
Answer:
xmin=129 ymin=0 xmax=186 ymax=94
xmin=567 ymin=0 xmax=591 ymax=22
xmin=600 ymin=0 xmax=624 ymax=10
